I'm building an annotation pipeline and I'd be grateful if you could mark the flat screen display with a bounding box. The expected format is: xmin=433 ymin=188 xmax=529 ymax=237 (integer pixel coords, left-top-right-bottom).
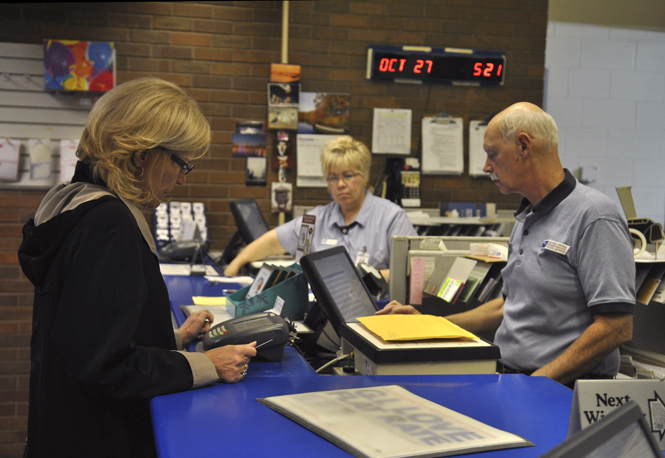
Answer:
xmin=219 ymin=199 xmax=270 ymax=266
xmin=301 ymin=246 xmax=379 ymax=334
xmin=232 ymin=199 xmax=269 ymax=242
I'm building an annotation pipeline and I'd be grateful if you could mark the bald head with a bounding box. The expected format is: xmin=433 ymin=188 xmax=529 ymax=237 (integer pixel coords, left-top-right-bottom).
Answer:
xmin=491 ymin=102 xmax=559 ymax=154
xmin=483 ymin=102 xmax=565 ymax=204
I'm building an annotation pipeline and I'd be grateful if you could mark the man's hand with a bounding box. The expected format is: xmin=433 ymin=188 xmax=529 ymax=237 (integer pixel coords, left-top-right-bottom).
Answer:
xmin=531 ymin=313 xmax=633 ymax=384
xmin=375 ymin=300 xmax=421 ymax=315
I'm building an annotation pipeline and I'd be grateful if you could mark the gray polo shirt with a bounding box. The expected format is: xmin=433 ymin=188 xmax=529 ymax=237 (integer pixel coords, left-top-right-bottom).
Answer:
xmin=495 ymin=170 xmax=635 ymax=376
xmin=275 ymin=191 xmax=417 ymax=270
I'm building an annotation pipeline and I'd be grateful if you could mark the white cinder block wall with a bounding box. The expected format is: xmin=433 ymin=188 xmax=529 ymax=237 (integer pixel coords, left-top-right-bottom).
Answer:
xmin=544 ymin=22 xmax=665 ymax=225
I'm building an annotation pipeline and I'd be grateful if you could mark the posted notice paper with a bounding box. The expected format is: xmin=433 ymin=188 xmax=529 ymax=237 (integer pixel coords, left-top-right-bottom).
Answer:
xmin=372 ymin=108 xmax=412 ymax=155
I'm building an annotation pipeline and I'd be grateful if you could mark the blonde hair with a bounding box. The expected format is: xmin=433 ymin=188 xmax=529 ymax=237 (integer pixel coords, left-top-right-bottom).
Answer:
xmin=76 ymin=77 xmax=210 ymax=204
xmin=320 ymin=136 xmax=372 ymax=189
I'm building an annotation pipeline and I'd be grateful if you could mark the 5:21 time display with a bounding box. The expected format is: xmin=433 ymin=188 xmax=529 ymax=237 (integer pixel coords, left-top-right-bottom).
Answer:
xmin=367 ymin=45 xmax=506 ymax=86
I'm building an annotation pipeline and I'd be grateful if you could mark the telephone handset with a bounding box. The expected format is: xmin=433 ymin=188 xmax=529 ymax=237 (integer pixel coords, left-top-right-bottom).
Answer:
xmin=357 ymin=262 xmax=389 ymax=299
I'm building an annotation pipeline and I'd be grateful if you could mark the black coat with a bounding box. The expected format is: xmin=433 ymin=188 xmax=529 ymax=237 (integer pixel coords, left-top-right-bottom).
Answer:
xmin=18 ymin=163 xmax=193 ymax=458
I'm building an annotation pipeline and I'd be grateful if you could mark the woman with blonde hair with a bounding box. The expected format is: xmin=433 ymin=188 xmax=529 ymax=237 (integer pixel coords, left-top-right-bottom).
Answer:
xmin=224 ymin=135 xmax=416 ymax=279
xmin=19 ymin=77 xmax=256 ymax=458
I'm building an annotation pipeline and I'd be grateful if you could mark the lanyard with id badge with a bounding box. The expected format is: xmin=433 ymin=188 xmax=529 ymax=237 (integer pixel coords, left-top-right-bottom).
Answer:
xmin=295 ymin=215 xmax=316 ymax=263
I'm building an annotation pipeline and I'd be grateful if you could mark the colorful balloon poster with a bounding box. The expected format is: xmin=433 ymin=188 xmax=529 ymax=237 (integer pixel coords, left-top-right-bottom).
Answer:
xmin=43 ymin=39 xmax=115 ymax=92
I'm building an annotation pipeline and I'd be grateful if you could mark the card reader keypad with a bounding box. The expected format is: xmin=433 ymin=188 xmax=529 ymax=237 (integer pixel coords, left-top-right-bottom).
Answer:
xmin=208 ymin=325 xmax=228 ymax=338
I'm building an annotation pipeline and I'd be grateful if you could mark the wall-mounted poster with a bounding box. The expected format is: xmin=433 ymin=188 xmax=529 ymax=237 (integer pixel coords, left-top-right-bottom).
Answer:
xmin=268 ymin=83 xmax=300 ymax=107
xmin=232 ymin=120 xmax=266 ymax=157
xmin=232 ymin=133 xmax=266 ymax=157
xmin=235 ymin=120 xmax=264 ymax=135
xmin=271 ymin=182 xmax=292 ymax=213
xmin=298 ymin=92 xmax=350 ymax=135
xmin=268 ymin=106 xmax=298 ymax=130
xmin=270 ymin=63 xmax=301 ymax=83
xmin=43 ymin=39 xmax=115 ymax=91
xmin=268 ymin=83 xmax=300 ymax=131
xmin=246 ymin=157 xmax=267 ymax=186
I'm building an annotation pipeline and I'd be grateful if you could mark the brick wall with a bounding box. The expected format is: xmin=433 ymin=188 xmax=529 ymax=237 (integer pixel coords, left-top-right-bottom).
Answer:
xmin=0 ymin=2 xmax=547 ymax=456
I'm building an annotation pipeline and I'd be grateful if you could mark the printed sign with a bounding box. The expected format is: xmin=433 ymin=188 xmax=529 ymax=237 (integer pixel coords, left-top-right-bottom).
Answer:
xmin=569 ymin=379 xmax=665 ymax=450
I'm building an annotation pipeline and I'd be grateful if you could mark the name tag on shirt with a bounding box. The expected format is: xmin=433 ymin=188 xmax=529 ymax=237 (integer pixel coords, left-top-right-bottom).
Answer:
xmin=542 ymin=240 xmax=569 ymax=255
xmin=322 ymin=239 xmax=338 ymax=246
xmin=355 ymin=251 xmax=370 ymax=265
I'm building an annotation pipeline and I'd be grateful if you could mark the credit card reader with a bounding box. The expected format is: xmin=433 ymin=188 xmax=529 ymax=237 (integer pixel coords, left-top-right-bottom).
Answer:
xmin=196 ymin=312 xmax=290 ymax=362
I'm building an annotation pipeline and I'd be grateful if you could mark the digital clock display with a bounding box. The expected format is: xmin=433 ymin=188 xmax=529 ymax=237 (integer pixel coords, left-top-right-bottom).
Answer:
xmin=367 ymin=45 xmax=506 ymax=86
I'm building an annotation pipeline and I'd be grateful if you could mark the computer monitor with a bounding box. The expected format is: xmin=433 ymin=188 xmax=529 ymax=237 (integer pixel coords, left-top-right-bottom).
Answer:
xmin=538 ymin=401 xmax=662 ymax=458
xmin=300 ymin=246 xmax=379 ymax=336
xmin=219 ymin=199 xmax=270 ymax=266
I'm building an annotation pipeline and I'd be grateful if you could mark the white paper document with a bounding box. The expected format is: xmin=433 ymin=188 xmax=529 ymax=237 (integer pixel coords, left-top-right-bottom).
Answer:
xmin=0 ymin=138 xmax=21 ymax=182
xmin=204 ymin=275 xmax=254 ymax=286
xmin=296 ymin=134 xmax=338 ymax=187
xmin=468 ymin=120 xmax=489 ymax=177
xmin=372 ymin=108 xmax=412 ymax=155
xmin=258 ymin=385 xmax=532 ymax=458
xmin=159 ymin=264 xmax=218 ymax=276
xmin=421 ymin=117 xmax=463 ymax=175
xmin=28 ymin=139 xmax=53 ymax=180
xmin=59 ymin=139 xmax=79 ymax=183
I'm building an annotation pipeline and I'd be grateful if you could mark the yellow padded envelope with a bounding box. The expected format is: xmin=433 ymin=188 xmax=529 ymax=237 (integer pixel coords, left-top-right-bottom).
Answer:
xmin=357 ymin=314 xmax=477 ymax=341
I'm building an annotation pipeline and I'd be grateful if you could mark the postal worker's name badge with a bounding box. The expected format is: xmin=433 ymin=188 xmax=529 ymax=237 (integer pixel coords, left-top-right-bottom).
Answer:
xmin=542 ymin=240 xmax=569 ymax=255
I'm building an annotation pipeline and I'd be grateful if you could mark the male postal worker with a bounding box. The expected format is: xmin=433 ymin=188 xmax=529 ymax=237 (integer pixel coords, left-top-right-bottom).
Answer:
xmin=379 ymin=102 xmax=635 ymax=388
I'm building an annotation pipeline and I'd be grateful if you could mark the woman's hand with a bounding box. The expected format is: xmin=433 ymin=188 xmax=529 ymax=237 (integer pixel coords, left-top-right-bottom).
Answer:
xmin=223 ymin=230 xmax=286 ymax=277
xmin=375 ymin=300 xmax=421 ymax=315
xmin=206 ymin=343 xmax=258 ymax=383
xmin=179 ymin=310 xmax=214 ymax=347
xmin=223 ymin=264 xmax=238 ymax=276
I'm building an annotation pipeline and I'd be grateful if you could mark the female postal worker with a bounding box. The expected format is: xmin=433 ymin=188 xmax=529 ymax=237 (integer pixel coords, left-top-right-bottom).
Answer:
xmin=18 ymin=77 xmax=256 ymax=458
xmin=223 ymin=135 xmax=417 ymax=279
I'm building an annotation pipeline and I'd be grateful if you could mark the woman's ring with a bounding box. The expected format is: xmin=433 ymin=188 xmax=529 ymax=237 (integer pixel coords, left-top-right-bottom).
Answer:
xmin=242 ymin=364 xmax=248 ymax=376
